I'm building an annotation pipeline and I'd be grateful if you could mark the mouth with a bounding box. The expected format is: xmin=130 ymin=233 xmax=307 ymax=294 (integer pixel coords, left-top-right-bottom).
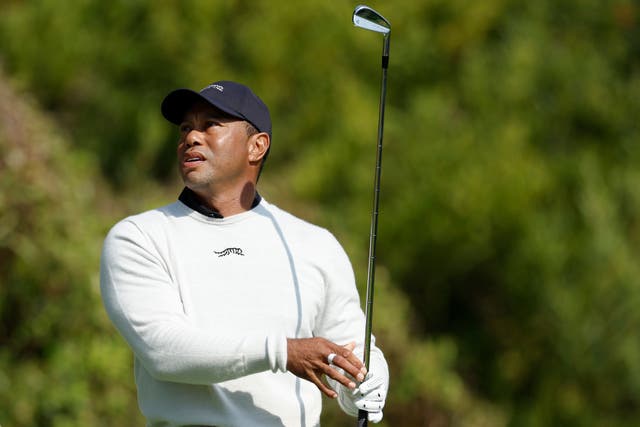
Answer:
xmin=182 ymin=151 xmax=205 ymax=166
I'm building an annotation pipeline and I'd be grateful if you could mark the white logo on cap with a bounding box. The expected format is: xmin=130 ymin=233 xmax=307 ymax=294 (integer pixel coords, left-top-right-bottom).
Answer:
xmin=204 ymin=84 xmax=224 ymax=92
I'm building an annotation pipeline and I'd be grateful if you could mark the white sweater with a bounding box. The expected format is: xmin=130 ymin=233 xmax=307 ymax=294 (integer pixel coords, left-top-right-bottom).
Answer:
xmin=100 ymin=198 xmax=384 ymax=427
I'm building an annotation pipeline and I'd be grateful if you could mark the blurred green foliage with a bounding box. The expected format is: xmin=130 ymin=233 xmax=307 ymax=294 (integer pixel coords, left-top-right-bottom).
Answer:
xmin=1 ymin=0 xmax=639 ymax=426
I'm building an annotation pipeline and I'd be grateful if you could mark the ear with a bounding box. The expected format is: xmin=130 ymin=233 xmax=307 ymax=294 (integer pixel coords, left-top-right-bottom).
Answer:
xmin=248 ymin=132 xmax=270 ymax=163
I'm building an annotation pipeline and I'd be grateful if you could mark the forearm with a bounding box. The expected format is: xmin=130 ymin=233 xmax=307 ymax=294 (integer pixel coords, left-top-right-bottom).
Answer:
xmin=115 ymin=313 xmax=286 ymax=384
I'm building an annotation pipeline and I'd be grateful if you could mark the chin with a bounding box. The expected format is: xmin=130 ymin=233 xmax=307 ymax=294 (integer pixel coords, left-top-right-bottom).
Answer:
xmin=182 ymin=171 xmax=210 ymax=186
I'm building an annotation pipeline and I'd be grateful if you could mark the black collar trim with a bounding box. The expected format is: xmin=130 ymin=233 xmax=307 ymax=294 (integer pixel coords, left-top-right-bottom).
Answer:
xmin=178 ymin=187 xmax=261 ymax=218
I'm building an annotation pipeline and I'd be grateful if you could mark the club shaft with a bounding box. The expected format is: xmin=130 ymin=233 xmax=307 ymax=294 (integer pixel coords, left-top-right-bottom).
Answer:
xmin=358 ymin=32 xmax=389 ymax=427
xmin=363 ymin=40 xmax=388 ymax=371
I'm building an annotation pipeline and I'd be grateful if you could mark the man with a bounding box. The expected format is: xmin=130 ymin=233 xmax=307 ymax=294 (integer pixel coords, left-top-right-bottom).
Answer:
xmin=100 ymin=80 xmax=389 ymax=426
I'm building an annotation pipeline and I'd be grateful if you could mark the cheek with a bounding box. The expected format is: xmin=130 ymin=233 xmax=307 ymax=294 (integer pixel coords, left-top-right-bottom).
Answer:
xmin=232 ymin=144 xmax=251 ymax=166
xmin=176 ymin=140 xmax=186 ymax=154
xmin=213 ymin=134 xmax=246 ymax=157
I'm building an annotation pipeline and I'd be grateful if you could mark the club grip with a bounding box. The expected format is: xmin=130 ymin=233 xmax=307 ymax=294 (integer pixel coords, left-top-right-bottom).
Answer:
xmin=357 ymin=409 xmax=368 ymax=426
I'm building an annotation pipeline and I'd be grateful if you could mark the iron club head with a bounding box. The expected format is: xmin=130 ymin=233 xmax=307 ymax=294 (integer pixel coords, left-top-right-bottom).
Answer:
xmin=352 ymin=5 xmax=391 ymax=35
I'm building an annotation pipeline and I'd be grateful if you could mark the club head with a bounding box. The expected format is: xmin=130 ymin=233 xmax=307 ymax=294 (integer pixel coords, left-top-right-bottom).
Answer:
xmin=352 ymin=5 xmax=391 ymax=35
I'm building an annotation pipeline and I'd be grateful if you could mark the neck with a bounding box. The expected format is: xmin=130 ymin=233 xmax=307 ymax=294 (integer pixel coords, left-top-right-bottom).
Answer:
xmin=189 ymin=182 xmax=258 ymax=217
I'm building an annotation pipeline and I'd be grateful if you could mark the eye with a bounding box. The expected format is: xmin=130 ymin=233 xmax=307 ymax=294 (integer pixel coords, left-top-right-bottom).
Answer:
xmin=179 ymin=123 xmax=192 ymax=133
xmin=205 ymin=119 xmax=219 ymax=129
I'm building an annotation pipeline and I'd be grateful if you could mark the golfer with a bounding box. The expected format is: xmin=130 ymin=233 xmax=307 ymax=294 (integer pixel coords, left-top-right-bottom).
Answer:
xmin=100 ymin=80 xmax=389 ymax=426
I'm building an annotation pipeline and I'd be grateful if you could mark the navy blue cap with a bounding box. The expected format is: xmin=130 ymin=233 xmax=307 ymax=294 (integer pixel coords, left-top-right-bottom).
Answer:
xmin=161 ymin=81 xmax=272 ymax=137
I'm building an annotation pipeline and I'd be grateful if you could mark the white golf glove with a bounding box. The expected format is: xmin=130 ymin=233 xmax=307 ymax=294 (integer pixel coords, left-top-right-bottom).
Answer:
xmin=337 ymin=353 xmax=389 ymax=423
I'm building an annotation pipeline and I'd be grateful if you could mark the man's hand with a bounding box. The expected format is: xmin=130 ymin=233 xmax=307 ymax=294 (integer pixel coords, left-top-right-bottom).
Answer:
xmin=286 ymin=338 xmax=367 ymax=398
xmin=338 ymin=371 xmax=388 ymax=423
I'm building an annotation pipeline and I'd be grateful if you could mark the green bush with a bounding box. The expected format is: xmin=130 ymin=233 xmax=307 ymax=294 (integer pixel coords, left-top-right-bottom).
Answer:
xmin=1 ymin=0 xmax=639 ymax=425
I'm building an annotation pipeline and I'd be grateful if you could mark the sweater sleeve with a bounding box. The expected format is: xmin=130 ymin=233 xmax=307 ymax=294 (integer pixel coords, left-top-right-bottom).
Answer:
xmin=99 ymin=219 xmax=287 ymax=385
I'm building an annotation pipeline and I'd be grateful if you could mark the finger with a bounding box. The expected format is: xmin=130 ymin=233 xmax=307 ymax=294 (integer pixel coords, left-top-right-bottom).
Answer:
xmin=357 ymin=372 xmax=385 ymax=395
xmin=308 ymin=370 xmax=338 ymax=398
xmin=318 ymin=382 xmax=338 ymax=399
xmin=355 ymin=398 xmax=384 ymax=412
xmin=368 ymin=410 xmax=383 ymax=423
xmin=331 ymin=352 xmax=366 ymax=382
xmin=338 ymin=344 xmax=363 ymax=367
xmin=342 ymin=341 xmax=356 ymax=352
xmin=331 ymin=355 xmax=365 ymax=383
xmin=338 ymin=347 xmax=367 ymax=377
xmin=327 ymin=352 xmax=338 ymax=365
xmin=322 ymin=363 xmax=357 ymax=390
xmin=354 ymin=388 xmax=386 ymax=403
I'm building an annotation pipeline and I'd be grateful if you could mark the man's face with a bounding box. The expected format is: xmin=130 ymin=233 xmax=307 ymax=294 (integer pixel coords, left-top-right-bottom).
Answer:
xmin=177 ymin=101 xmax=252 ymax=193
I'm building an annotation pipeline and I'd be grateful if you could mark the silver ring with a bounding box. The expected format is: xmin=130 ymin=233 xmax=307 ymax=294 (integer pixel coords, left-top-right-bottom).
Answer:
xmin=327 ymin=353 xmax=337 ymax=365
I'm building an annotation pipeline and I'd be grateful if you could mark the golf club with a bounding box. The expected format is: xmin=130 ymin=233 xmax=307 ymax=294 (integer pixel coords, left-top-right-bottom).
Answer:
xmin=352 ymin=5 xmax=390 ymax=427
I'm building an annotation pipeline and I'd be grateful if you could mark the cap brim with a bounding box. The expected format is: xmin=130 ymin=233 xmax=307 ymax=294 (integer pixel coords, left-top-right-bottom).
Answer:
xmin=160 ymin=88 xmax=244 ymax=125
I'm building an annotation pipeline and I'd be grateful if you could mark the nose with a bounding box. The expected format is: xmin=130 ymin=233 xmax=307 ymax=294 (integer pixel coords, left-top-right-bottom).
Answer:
xmin=184 ymin=130 xmax=203 ymax=147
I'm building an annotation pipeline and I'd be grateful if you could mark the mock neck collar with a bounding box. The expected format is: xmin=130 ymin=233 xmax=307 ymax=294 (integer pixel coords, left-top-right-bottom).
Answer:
xmin=178 ymin=187 xmax=262 ymax=218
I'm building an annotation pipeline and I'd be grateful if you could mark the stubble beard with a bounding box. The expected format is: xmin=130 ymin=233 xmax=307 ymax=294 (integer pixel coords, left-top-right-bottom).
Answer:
xmin=180 ymin=164 xmax=216 ymax=193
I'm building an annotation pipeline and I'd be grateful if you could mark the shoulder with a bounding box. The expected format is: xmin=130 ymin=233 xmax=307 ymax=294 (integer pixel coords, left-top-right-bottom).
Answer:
xmin=105 ymin=201 xmax=185 ymax=242
xmin=260 ymin=200 xmax=333 ymax=238
xmin=258 ymin=199 xmax=347 ymax=254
